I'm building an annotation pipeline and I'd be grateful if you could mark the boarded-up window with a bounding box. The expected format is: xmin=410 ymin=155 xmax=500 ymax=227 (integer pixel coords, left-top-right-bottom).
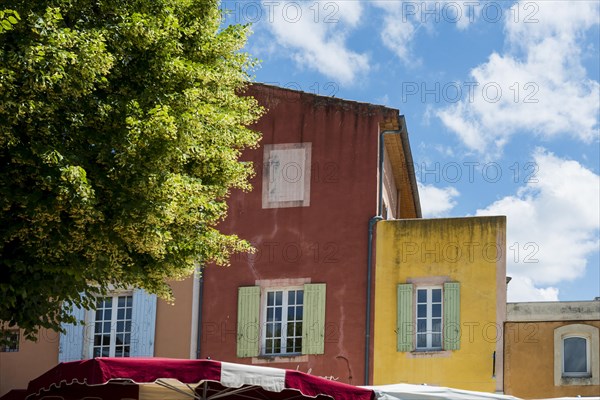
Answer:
xmin=262 ymin=143 xmax=311 ymax=208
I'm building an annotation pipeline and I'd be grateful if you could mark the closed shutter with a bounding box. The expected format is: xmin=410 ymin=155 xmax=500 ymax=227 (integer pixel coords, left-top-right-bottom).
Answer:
xmin=302 ymin=283 xmax=326 ymax=355
xmin=130 ymin=289 xmax=157 ymax=357
xmin=397 ymin=283 xmax=413 ymax=352
xmin=443 ymin=282 xmax=461 ymax=350
xmin=237 ymin=286 xmax=260 ymax=358
xmin=58 ymin=305 xmax=86 ymax=362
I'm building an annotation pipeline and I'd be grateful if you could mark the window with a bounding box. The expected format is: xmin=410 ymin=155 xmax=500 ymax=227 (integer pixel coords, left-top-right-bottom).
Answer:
xmin=262 ymin=143 xmax=312 ymax=209
xmin=416 ymin=287 xmax=442 ymax=350
xmin=58 ymin=289 xmax=157 ymax=362
xmin=563 ymin=336 xmax=589 ymax=376
xmin=1 ymin=330 xmax=19 ymax=352
xmin=92 ymin=294 xmax=133 ymax=357
xmin=264 ymin=289 xmax=303 ymax=355
xmin=554 ymin=324 xmax=599 ymax=386
xmin=237 ymin=283 xmax=326 ymax=359
xmin=397 ymin=282 xmax=460 ymax=353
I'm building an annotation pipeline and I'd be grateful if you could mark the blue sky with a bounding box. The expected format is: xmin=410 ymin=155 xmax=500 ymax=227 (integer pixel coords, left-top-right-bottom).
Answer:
xmin=222 ymin=1 xmax=600 ymax=302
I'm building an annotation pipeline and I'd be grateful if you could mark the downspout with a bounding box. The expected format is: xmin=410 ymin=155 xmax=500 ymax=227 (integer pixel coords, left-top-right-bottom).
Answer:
xmin=196 ymin=266 xmax=205 ymax=359
xmin=364 ymin=128 xmax=403 ymax=385
xmin=365 ymin=215 xmax=382 ymax=385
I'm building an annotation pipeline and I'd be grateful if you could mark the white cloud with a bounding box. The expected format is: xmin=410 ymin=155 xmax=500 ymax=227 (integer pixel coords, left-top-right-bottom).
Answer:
xmin=438 ymin=0 xmax=600 ymax=154
xmin=476 ymin=149 xmax=600 ymax=301
xmin=507 ymin=276 xmax=559 ymax=302
xmin=418 ymin=182 xmax=459 ymax=217
xmin=260 ymin=1 xmax=369 ymax=84
xmin=453 ymin=1 xmax=480 ymax=30
xmin=372 ymin=1 xmax=422 ymax=65
xmin=505 ymin=1 xmax=600 ymax=48
xmin=373 ymin=0 xmax=481 ymax=64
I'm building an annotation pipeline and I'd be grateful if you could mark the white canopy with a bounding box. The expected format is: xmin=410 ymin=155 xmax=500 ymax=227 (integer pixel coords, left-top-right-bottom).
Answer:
xmin=363 ymin=383 xmax=521 ymax=400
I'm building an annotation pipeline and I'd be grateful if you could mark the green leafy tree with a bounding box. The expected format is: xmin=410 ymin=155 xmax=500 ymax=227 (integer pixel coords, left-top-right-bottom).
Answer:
xmin=0 ymin=0 xmax=262 ymax=342
xmin=0 ymin=10 xmax=20 ymax=33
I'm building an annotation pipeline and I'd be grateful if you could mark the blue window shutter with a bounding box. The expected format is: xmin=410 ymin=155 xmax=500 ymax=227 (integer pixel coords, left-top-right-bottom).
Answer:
xmin=397 ymin=284 xmax=414 ymax=352
xmin=237 ymin=286 xmax=260 ymax=358
xmin=302 ymin=283 xmax=326 ymax=355
xmin=443 ymin=282 xmax=461 ymax=350
xmin=130 ymin=289 xmax=157 ymax=357
xmin=58 ymin=305 xmax=86 ymax=362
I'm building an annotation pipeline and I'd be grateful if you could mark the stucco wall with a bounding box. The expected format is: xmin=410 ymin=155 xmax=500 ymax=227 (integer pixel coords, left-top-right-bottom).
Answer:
xmin=0 ymin=278 xmax=194 ymax=396
xmin=373 ymin=216 xmax=506 ymax=391
xmin=200 ymin=84 xmax=409 ymax=384
xmin=507 ymin=301 xmax=600 ymax=321
xmin=154 ymin=277 xmax=195 ymax=359
xmin=504 ymin=320 xmax=600 ymax=398
xmin=0 ymin=328 xmax=59 ymax=396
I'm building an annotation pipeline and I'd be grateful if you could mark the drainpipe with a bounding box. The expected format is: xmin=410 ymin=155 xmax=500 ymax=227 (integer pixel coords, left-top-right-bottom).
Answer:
xmin=364 ymin=129 xmax=403 ymax=385
xmin=196 ymin=266 xmax=205 ymax=359
xmin=365 ymin=215 xmax=382 ymax=385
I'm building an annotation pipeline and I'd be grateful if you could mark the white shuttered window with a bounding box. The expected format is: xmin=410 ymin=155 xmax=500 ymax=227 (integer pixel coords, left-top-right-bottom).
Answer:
xmin=58 ymin=289 xmax=157 ymax=362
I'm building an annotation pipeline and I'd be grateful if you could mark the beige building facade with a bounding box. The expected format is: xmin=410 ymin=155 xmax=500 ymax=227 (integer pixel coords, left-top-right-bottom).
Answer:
xmin=0 ymin=279 xmax=197 ymax=397
xmin=504 ymin=300 xmax=600 ymax=398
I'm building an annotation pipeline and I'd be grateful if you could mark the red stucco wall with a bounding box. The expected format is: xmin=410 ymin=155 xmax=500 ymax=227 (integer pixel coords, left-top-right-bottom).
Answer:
xmin=200 ymin=84 xmax=401 ymax=384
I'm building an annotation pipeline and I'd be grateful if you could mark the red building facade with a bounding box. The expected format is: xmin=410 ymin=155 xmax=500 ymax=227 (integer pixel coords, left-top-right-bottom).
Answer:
xmin=199 ymin=84 xmax=421 ymax=384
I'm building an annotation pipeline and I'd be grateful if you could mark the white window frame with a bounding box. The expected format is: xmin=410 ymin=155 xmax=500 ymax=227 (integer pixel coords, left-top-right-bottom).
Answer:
xmin=260 ymin=286 xmax=304 ymax=356
xmin=415 ymin=286 xmax=443 ymax=351
xmin=86 ymin=291 xmax=134 ymax=358
xmin=562 ymin=335 xmax=591 ymax=377
xmin=554 ymin=323 xmax=600 ymax=386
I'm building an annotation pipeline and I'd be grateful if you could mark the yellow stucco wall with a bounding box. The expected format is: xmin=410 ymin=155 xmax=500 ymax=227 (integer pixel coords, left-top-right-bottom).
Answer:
xmin=373 ymin=216 xmax=506 ymax=392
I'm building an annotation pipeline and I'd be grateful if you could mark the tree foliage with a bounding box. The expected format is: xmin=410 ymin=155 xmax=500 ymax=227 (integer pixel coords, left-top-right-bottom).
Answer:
xmin=0 ymin=10 xmax=20 ymax=33
xmin=0 ymin=0 xmax=262 ymax=342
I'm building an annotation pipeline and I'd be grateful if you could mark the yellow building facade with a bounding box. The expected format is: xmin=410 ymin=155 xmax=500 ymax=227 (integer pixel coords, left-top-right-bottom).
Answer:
xmin=373 ymin=217 xmax=507 ymax=392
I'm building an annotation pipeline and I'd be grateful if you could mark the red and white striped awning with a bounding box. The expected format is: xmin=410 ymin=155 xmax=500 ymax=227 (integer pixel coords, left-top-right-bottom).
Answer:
xmin=8 ymin=357 xmax=375 ymax=400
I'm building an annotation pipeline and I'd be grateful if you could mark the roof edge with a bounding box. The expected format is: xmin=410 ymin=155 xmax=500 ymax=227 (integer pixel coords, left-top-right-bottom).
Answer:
xmin=398 ymin=116 xmax=422 ymax=218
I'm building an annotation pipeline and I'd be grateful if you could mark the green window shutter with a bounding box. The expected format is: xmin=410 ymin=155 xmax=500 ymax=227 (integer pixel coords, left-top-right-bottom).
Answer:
xmin=237 ymin=286 xmax=260 ymax=358
xmin=443 ymin=282 xmax=461 ymax=351
xmin=302 ymin=283 xmax=326 ymax=355
xmin=397 ymin=283 xmax=414 ymax=352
